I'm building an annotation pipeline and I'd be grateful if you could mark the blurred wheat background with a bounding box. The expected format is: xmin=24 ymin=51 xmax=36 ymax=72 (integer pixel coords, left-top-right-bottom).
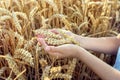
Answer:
xmin=0 ymin=0 xmax=120 ymax=80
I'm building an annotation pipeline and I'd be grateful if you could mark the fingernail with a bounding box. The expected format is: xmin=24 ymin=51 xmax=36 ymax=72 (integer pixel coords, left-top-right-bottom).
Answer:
xmin=45 ymin=46 xmax=50 ymax=51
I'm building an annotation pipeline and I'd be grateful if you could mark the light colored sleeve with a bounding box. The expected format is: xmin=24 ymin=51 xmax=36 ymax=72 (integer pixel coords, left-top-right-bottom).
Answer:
xmin=113 ymin=47 xmax=120 ymax=71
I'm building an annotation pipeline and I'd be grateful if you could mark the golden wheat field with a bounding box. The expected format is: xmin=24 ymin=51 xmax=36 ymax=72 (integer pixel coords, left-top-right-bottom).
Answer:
xmin=0 ymin=0 xmax=120 ymax=80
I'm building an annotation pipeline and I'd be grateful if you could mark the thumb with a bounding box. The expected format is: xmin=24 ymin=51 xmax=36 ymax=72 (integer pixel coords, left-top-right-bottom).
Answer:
xmin=45 ymin=46 xmax=63 ymax=58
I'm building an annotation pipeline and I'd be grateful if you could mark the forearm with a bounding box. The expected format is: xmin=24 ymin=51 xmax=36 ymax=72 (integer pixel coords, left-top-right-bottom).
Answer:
xmin=76 ymin=47 xmax=120 ymax=80
xmin=75 ymin=35 xmax=120 ymax=55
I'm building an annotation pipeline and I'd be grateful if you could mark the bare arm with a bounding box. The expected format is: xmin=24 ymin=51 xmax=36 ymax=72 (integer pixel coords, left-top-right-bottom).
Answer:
xmin=51 ymin=29 xmax=120 ymax=55
xmin=77 ymin=47 xmax=120 ymax=80
xmin=75 ymin=35 xmax=120 ymax=55
xmin=38 ymin=38 xmax=120 ymax=80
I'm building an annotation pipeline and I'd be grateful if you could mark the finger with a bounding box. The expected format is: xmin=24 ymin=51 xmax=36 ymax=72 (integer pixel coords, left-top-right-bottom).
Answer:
xmin=37 ymin=38 xmax=48 ymax=48
xmin=36 ymin=34 xmax=45 ymax=38
xmin=50 ymin=29 xmax=59 ymax=34
xmin=45 ymin=46 xmax=61 ymax=52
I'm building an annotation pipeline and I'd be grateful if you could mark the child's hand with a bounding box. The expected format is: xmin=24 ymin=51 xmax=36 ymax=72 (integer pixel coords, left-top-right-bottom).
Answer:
xmin=37 ymin=38 xmax=80 ymax=58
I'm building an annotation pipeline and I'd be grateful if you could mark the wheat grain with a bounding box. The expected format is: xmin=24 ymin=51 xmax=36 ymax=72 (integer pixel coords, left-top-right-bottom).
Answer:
xmin=50 ymin=66 xmax=62 ymax=74
xmin=39 ymin=58 xmax=48 ymax=68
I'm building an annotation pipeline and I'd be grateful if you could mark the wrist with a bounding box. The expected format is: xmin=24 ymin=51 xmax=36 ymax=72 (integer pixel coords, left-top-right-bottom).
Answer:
xmin=75 ymin=46 xmax=88 ymax=59
xmin=73 ymin=45 xmax=83 ymax=58
xmin=73 ymin=34 xmax=82 ymax=44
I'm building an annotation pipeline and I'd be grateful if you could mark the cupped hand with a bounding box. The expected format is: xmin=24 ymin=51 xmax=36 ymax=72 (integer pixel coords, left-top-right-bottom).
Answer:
xmin=50 ymin=29 xmax=80 ymax=43
xmin=37 ymin=38 xmax=80 ymax=58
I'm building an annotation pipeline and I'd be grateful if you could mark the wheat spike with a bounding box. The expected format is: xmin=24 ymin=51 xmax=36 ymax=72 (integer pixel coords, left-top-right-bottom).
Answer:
xmin=43 ymin=0 xmax=58 ymax=12
xmin=29 ymin=6 xmax=38 ymax=28
xmin=67 ymin=58 xmax=77 ymax=76
xmin=4 ymin=54 xmax=19 ymax=74
xmin=48 ymin=14 xmax=67 ymax=21
xmin=14 ymin=48 xmax=34 ymax=67
xmin=3 ymin=0 xmax=12 ymax=9
xmin=0 ymin=8 xmax=12 ymax=16
xmin=3 ymin=54 xmax=25 ymax=80
xmin=0 ymin=15 xmax=11 ymax=21
xmin=41 ymin=66 xmax=51 ymax=80
xmin=12 ymin=12 xmax=22 ymax=34
xmin=44 ymin=38 xmax=72 ymax=46
xmin=33 ymin=29 xmax=62 ymax=39
xmin=50 ymin=73 xmax=72 ymax=79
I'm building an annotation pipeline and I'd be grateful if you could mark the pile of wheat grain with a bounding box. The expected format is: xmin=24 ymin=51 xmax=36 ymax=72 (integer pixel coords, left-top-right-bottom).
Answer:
xmin=0 ymin=0 xmax=120 ymax=80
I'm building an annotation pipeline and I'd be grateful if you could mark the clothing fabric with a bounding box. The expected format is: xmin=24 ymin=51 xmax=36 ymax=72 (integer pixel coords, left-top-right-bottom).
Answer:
xmin=113 ymin=47 xmax=120 ymax=71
